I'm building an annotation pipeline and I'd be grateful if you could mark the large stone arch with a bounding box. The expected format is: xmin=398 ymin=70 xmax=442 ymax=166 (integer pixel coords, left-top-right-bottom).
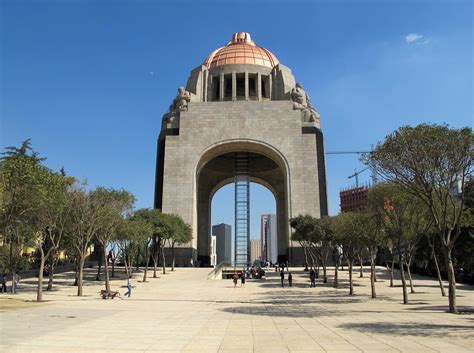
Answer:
xmin=194 ymin=140 xmax=291 ymax=266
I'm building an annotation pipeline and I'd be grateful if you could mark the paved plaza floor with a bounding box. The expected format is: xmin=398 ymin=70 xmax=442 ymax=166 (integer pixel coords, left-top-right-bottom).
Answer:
xmin=0 ymin=266 xmax=473 ymax=353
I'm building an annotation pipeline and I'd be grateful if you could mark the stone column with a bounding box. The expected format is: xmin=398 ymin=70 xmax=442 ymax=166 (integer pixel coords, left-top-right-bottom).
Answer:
xmin=232 ymin=71 xmax=236 ymax=101
xmin=257 ymin=72 xmax=262 ymax=101
xmin=219 ymin=72 xmax=224 ymax=101
xmin=244 ymin=71 xmax=249 ymax=100
xmin=203 ymin=70 xmax=208 ymax=102
xmin=269 ymin=74 xmax=273 ymax=100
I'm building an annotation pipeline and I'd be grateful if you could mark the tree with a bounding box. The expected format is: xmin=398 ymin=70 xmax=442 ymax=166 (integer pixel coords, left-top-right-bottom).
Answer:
xmin=115 ymin=216 xmax=151 ymax=277
xmin=332 ymin=212 xmax=365 ymax=295
xmin=67 ymin=185 xmax=101 ymax=296
xmin=365 ymin=124 xmax=473 ymax=313
xmin=370 ymin=183 xmax=430 ymax=304
xmin=33 ymin=170 xmax=75 ymax=301
xmin=93 ymin=187 xmax=135 ymax=292
xmin=133 ymin=208 xmax=171 ymax=282
xmin=166 ymin=214 xmax=192 ymax=271
xmin=0 ymin=140 xmax=43 ymax=293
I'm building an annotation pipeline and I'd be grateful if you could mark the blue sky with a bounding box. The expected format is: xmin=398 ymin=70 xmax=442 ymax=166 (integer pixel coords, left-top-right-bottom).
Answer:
xmin=2 ymin=0 xmax=472 ymax=240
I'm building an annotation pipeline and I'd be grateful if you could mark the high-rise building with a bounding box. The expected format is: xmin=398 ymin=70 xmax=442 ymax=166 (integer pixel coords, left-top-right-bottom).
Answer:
xmin=261 ymin=214 xmax=277 ymax=263
xmin=250 ymin=239 xmax=262 ymax=262
xmin=212 ymin=223 xmax=232 ymax=264
xmin=210 ymin=235 xmax=217 ymax=267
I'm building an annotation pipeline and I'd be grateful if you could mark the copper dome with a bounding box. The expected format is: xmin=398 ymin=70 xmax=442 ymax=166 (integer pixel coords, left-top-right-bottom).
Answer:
xmin=204 ymin=32 xmax=279 ymax=69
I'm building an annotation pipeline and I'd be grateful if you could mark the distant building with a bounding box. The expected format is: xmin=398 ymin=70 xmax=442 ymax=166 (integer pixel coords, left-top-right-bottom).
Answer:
xmin=261 ymin=214 xmax=277 ymax=263
xmin=212 ymin=223 xmax=232 ymax=264
xmin=340 ymin=186 xmax=370 ymax=212
xmin=210 ymin=235 xmax=217 ymax=267
xmin=250 ymin=239 xmax=261 ymax=262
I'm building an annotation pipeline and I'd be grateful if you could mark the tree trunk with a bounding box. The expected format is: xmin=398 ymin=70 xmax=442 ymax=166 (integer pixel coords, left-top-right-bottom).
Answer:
xmin=348 ymin=260 xmax=354 ymax=295
xmin=96 ymin=251 xmax=102 ymax=281
xmin=322 ymin=264 xmax=327 ymax=283
xmin=143 ymin=249 xmax=149 ymax=282
xmin=153 ymin=253 xmax=158 ymax=278
xmin=46 ymin=258 xmax=56 ymax=291
xmin=161 ymin=245 xmax=166 ymax=275
xmin=387 ymin=260 xmax=395 ymax=287
xmin=399 ymin=255 xmax=408 ymax=304
xmin=171 ymin=244 xmax=175 ymax=272
xmin=73 ymin=262 xmax=79 ymax=286
xmin=359 ymin=254 xmax=364 ymax=278
xmin=370 ymin=257 xmax=376 ymax=299
xmin=428 ymin=238 xmax=446 ymax=296
xmin=103 ymin=246 xmax=110 ymax=292
xmin=334 ymin=265 xmax=339 ymax=288
xmin=406 ymin=259 xmax=415 ymax=293
xmin=443 ymin=247 xmax=457 ymax=314
xmin=37 ymin=258 xmax=45 ymax=302
xmin=77 ymin=257 xmax=85 ymax=296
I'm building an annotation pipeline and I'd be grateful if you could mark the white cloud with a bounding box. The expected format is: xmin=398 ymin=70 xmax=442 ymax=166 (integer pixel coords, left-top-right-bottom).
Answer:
xmin=405 ymin=33 xmax=424 ymax=43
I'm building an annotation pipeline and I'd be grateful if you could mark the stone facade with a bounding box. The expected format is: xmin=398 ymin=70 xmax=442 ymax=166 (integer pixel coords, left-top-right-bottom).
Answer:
xmin=154 ymin=33 xmax=328 ymax=266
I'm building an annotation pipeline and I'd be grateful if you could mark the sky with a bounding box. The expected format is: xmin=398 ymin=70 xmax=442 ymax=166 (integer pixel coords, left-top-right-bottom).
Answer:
xmin=2 ymin=0 xmax=472 ymax=241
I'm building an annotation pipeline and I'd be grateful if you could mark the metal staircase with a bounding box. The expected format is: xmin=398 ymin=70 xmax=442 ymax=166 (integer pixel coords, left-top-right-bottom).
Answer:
xmin=234 ymin=153 xmax=250 ymax=266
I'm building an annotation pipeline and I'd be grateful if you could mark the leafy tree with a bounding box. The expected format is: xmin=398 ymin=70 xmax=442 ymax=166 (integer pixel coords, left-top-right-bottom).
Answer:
xmin=130 ymin=208 xmax=169 ymax=279
xmin=33 ymin=170 xmax=75 ymax=301
xmin=365 ymin=124 xmax=472 ymax=313
xmin=332 ymin=212 xmax=365 ymax=295
xmin=370 ymin=183 xmax=430 ymax=304
xmin=67 ymin=185 xmax=101 ymax=296
xmin=360 ymin=198 xmax=387 ymax=299
xmin=166 ymin=214 xmax=192 ymax=271
xmin=92 ymin=187 xmax=135 ymax=292
xmin=0 ymin=140 xmax=43 ymax=292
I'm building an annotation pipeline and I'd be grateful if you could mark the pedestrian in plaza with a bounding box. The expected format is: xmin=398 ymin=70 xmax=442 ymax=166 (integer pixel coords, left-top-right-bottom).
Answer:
xmin=288 ymin=272 xmax=293 ymax=287
xmin=12 ymin=272 xmax=20 ymax=293
xmin=280 ymin=269 xmax=285 ymax=287
xmin=310 ymin=269 xmax=316 ymax=288
xmin=124 ymin=276 xmax=132 ymax=298
xmin=232 ymin=272 xmax=238 ymax=288
xmin=240 ymin=271 xmax=246 ymax=287
xmin=190 ymin=258 xmax=194 ymax=267
xmin=1 ymin=272 xmax=7 ymax=293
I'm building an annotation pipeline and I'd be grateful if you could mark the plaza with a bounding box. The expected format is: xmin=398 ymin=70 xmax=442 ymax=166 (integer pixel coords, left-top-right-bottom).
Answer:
xmin=1 ymin=267 xmax=473 ymax=353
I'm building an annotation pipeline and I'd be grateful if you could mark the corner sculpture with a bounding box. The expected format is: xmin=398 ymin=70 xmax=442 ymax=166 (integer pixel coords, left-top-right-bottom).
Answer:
xmin=290 ymin=83 xmax=321 ymax=123
xmin=162 ymin=86 xmax=193 ymax=129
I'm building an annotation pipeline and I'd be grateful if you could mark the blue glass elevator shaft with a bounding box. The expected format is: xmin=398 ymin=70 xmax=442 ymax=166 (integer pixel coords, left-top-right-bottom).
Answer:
xmin=234 ymin=153 xmax=250 ymax=266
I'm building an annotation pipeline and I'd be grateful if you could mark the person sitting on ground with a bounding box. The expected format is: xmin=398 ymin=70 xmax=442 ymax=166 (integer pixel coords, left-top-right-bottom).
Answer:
xmin=100 ymin=289 xmax=122 ymax=300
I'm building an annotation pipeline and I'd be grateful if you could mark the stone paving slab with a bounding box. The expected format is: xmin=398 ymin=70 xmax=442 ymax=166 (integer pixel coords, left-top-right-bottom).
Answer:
xmin=0 ymin=266 xmax=473 ymax=352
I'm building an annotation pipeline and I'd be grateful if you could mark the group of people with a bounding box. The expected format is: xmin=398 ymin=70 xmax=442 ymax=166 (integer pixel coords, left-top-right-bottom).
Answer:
xmin=232 ymin=271 xmax=246 ymax=288
xmin=280 ymin=268 xmax=318 ymax=288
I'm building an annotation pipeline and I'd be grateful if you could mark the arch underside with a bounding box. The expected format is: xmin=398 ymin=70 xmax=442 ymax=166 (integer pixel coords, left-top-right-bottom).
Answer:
xmin=197 ymin=146 xmax=290 ymax=266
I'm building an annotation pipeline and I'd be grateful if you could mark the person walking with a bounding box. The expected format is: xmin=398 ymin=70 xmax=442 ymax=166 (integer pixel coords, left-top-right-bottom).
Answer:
xmin=288 ymin=272 xmax=293 ymax=287
xmin=240 ymin=271 xmax=246 ymax=287
xmin=1 ymin=273 xmax=7 ymax=293
xmin=124 ymin=276 xmax=132 ymax=298
xmin=232 ymin=272 xmax=238 ymax=288
xmin=310 ymin=269 xmax=316 ymax=288
xmin=280 ymin=269 xmax=285 ymax=287
xmin=12 ymin=272 xmax=20 ymax=293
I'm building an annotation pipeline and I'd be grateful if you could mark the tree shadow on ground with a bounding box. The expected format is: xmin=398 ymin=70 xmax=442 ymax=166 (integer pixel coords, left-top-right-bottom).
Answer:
xmin=337 ymin=322 xmax=474 ymax=337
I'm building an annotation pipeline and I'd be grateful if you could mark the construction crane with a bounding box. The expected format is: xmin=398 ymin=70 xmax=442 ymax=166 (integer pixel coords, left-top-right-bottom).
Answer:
xmin=348 ymin=167 xmax=370 ymax=187
xmin=326 ymin=147 xmax=378 ymax=185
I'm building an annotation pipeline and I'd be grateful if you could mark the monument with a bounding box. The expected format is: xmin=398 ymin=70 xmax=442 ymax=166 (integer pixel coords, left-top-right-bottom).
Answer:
xmin=155 ymin=32 xmax=328 ymax=266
